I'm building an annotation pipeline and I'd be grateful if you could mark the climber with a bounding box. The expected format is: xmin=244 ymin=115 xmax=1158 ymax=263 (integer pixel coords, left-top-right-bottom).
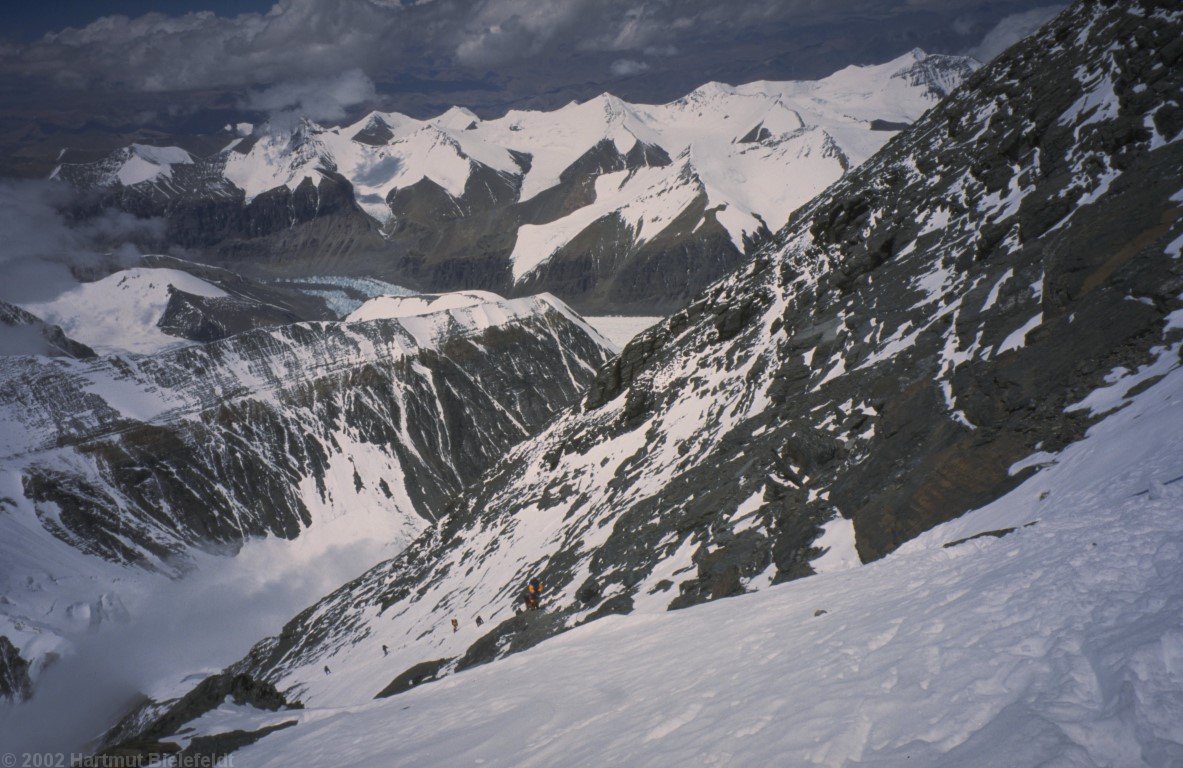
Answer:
xmin=382 ymin=644 xmax=389 ymax=656
xmin=451 ymin=618 xmax=459 ymax=632
xmin=324 ymin=665 xmax=331 ymax=675
xmin=476 ymin=615 xmax=484 ymax=626
xmin=525 ymin=576 xmax=543 ymax=611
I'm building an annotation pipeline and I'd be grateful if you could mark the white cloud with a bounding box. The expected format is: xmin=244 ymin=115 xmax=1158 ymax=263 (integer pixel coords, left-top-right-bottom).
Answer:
xmin=966 ymin=5 xmax=1064 ymax=63
xmin=610 ymin=58 xmax=650 ymax=77
xmin=243 ymin=69 xmax=377 ymax=125
xmin=0 ymin=180 xmax=161 ymax=304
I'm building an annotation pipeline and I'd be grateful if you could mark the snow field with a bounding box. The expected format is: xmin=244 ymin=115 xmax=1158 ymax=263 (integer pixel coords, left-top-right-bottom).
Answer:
xmin=20 ymin=267 xmax=227 ymax=355
xmin=219 ymin=342 xmax=1183 ymax=767
xmin=583 ymin=316 xmax=663 ymax=348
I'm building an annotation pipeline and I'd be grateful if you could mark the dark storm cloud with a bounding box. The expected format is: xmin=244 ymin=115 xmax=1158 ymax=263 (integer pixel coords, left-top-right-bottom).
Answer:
xmin=1 ymin=0 xmax=1063 ymax=95
xmin=0 ymin=0 xmax=1065 ymax=179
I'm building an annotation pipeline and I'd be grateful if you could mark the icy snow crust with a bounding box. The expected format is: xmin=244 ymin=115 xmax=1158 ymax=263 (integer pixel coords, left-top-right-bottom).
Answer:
xmin=223 ymin=362 xmax=1183 ymax=767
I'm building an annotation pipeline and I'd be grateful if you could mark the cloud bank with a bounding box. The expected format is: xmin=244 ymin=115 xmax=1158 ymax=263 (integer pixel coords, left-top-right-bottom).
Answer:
xmin=966 ymin=5 xmax=1065 ymax=63
xmin=243 ymin=68 xmax=377 ymax=129
xmin=0 ymin=180 xmax=163 ymax=304
xmin=1 ymin=0 xmax=1066 ymax=96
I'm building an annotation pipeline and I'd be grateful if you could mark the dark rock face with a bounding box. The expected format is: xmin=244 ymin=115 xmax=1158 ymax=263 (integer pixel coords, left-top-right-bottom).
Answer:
xmin=100 ymin=671 xmax=297 ymax=756
xmin=141 ymin=253 xmax=340 ymax=326
xmin=374 ymin=139 xmax=710 ymax=313
xmin=51 ymin=131 xmax=717 ymax=312
xmin=178 ymin=0 xmax=1183 ymax=712
xmin=0 ymin=636 xmax=32 ymax=702
xmin=0 ymin=301 xmax=96 ymax=359
xmin=0 ymin=297 xmax=612 ymax=567
xmin=870 ymin=119 xmax=911 ymax=131
xmin=156 ymin=288 xmax=306 ymax=343
xmin=55 ymin=157 xmax=390 ymax=282
xmin=515 ymin=186 xmax=753 ymax=314
xmin=374 ymin=658 xmax=451 ymax=698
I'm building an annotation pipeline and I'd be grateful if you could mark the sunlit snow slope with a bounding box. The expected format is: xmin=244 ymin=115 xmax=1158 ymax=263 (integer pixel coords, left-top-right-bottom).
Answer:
xmin=157 ymin=0 xmax=1183 ymax=721
xmin=22 ymin=268 xmax=228 ymax=355
xmin=204 ymin=346 xmax=1183 ymax=768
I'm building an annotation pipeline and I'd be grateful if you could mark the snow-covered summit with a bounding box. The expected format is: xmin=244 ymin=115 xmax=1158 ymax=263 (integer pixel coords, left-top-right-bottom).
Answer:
xmin=21 ymin=267 xmax=226 ymax=355
xmin=51 ymin=50 xmax=979 ymax=314
xmin=346 ymin=290 xmax=504 ymax=322
xmin=346 ymin=289 xmax=614 ymax=351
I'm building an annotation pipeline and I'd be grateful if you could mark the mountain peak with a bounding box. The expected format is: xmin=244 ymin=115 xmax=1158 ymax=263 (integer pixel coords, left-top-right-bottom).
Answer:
xmin=433 ymin=105 xmax=480 ymax=131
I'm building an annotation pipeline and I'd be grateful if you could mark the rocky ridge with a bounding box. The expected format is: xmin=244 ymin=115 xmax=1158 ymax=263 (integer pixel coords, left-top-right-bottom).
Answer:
xmin=0 ymin=290 xmax=613 ymax=702
xmin=120 ymin=0 xmax=1183 ymax=729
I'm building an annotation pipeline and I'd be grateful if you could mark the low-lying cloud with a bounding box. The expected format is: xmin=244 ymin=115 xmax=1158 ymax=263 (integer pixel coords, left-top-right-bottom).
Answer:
xmin=0 ymin=180 xmax=162 ymax=304
xmin=965 ymin=5 xmax=1065 ymax=64
xmin=0 ymin=535 xmax=399 ymax=753
xmin=243 ymin=68 xmax=377 ymax=129
xmin=610 ymin=59 xmax=650 ymax=77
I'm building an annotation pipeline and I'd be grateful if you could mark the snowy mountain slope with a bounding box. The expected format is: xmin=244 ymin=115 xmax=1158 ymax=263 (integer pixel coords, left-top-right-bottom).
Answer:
xmin=0 ymin=290 xmax=612 ymax=705
xmin=345 ymin=290 xmax=505 ymax=323
xmin=53 ymin=51 xmax=977 ymax=313
xmin=146 ymin=347 xmax=1183 ymax=767
xmin=21 ymin=268 xmax=230 ymax=355
xmin=9 ymin=258 xmax=359 ymax=355
xmin=118 ymin=0 xmax=1183 ymax=721
xmin=47 ymin=144 xmax=196 ymax=189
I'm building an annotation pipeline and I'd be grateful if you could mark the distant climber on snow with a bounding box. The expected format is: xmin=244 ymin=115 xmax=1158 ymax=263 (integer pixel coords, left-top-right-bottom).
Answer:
xmin=382 ymin=644 xmax=389 ymax=656
xmin=451 ymin=618 xmax=459 ymax=632
xmin=524 ymin=577 xmax=543 ymax=611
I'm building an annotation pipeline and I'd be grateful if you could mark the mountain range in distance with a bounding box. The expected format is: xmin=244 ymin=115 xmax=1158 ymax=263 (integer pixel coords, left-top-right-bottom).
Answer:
xmin=53 ymin=50 xmax=978 ymax=314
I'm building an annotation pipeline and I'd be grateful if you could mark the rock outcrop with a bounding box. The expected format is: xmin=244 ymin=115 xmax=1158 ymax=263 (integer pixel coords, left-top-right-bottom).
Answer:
xmin=0 ymin=290 xmax=613 ymax=703
xmin=149 ymin=0 xmax=1183 ymax=719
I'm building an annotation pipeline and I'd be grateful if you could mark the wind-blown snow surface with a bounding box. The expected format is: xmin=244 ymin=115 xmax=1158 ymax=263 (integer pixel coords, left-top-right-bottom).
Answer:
xmin=203 ymin=360 xmax=1183 ymax=767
